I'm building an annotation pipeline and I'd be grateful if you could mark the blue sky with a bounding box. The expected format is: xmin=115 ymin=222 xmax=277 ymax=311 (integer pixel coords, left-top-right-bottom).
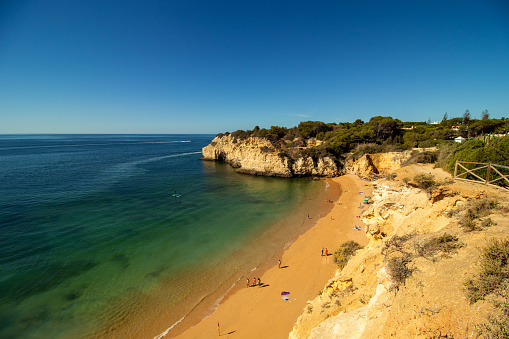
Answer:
xmin=1 ymin=0 xmax=508 ymax=134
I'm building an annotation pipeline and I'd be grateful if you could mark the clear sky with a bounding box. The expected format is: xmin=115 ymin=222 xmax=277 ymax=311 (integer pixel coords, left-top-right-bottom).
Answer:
xmin=1 ymin=0 xmax=508 ymax=134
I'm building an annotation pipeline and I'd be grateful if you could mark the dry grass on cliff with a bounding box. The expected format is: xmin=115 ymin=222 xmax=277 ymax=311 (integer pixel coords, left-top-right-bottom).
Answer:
xmin=333 ymin=241 xmax=363 ymax=269
xmin=464 ymin=237 xmax=509 ymax=338
xmin=464 ymin=237 xmax=509 ymax=304
xmin=447 ymin=197 xmax=504 ymax=232
xmin=381 ymin=232 xmax=465 ymax=290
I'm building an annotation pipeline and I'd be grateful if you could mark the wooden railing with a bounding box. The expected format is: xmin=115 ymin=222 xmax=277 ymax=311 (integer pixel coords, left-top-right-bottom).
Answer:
xmin=454 ymin=161 xmax=509 ymax=190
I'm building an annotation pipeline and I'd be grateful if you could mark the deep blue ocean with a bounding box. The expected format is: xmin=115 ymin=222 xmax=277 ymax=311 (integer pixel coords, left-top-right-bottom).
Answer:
xmin=0 ymin=134 xmax=324 ymax=338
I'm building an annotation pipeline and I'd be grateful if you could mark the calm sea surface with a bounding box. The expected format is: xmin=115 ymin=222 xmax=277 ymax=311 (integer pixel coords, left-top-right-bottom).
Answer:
xmin=0 ymin=134 xmax=324 ymax=338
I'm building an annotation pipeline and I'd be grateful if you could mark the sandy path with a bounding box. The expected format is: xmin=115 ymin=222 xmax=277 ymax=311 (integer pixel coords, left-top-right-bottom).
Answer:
xmin=174 ymin=175 xmax=372 ymax=339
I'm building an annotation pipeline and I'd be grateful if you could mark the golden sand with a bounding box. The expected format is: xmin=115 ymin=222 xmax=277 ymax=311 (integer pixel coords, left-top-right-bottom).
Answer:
xmin=172 ymin=175 xmax=372 ymax=338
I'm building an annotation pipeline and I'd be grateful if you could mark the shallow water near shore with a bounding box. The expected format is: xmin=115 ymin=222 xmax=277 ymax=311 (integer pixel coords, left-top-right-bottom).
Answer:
xmin=0 ymin=134 xmax=325 ymax=338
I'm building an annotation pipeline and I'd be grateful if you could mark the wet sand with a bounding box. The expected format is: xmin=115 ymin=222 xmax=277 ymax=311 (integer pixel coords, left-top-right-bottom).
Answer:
xmin=172 ymin=175 xmax=372 ymax=338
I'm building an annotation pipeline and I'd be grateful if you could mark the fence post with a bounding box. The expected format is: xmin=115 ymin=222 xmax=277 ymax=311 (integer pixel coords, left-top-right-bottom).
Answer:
xmin=486 ymin=163 xmax=492 ymax=185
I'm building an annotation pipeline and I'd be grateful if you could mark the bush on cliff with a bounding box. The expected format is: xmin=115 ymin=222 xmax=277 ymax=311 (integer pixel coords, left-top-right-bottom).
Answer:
xmin=412 ymin=173 xmax=437 ymax=193
xmin=333 ymin=241 xmax=362 ymax=269
xmin=464 ymin=237 xmax=509 ymax=303
xmin=479 ymin=283 xmax=509 ymax=339
xmin=402 ymin=150 xmax=438 ymax=166
xmin=448 ymin=197 xmax=500 ymax=232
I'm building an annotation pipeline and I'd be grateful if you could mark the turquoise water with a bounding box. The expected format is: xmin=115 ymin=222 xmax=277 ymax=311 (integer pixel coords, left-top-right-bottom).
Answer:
xmin=0 ymin=135 xmax=323 ymax=338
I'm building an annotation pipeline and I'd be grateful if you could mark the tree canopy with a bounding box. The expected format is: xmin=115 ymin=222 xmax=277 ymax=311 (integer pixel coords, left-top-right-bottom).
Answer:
xmin=219 ymin=114 xmax=509 ymax=161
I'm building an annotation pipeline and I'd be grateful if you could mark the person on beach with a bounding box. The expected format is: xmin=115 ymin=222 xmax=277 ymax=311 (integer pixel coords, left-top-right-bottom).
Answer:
xmin=247 ymin=278 xmax=250 ymax=288
xmin=253 ymin=277 xmax=256 ymax=287
xmin=325 ymin=248 xmax=328 ymax=256
xmin=321 ymin=248 xmax=324 ymax=256
xmin=278 ymin=259 xmax=281 ymax=269
xmin=257 ymin=278 xmax=261 ymax=286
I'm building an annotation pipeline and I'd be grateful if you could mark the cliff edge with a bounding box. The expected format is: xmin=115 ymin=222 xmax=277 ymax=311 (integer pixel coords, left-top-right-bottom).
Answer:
xmin=290 ymin=164 xmax=509 ymax=338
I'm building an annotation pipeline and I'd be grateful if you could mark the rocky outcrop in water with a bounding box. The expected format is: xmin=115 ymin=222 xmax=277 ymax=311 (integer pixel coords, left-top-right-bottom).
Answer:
xmin=201 ymin=134 xmax=339 ymax=177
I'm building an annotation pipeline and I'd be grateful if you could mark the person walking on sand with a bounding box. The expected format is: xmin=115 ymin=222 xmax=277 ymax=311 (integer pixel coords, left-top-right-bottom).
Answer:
xmin=321 ymin=248 xmax=324 ymax=256
xmin=247 ymin=278 xmax=250 ymax=288
xmin=257 ymin=278 xmax=261 ymax=286
xmin=253 ymin=277 xmax=256 ymax=287
xmin=325 ymin=248 xmax=328 ymax=256
xmin=278 ymin=259 xmax=281 ymax=269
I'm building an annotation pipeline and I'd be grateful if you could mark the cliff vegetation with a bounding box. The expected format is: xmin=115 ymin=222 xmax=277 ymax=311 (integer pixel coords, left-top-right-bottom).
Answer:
xmin=203 ymin=115 xmax=509 ymax=178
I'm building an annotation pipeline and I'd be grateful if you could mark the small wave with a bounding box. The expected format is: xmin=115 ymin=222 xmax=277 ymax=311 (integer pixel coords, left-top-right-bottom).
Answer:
xmin=153 ymin=315 xmax=186 ymax=339
xmin=284 ymin=239 xmax=294 ymax=249
xmin=154 ymin=275 xmax=243 ymax=338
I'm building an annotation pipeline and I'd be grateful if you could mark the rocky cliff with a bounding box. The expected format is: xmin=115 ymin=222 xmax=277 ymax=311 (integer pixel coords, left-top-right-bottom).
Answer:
xmin=201 ymin=134 xmax=340 ymax=177
xmin=342 ymin=151 xmax=413 ymax=177
xmin=289 ymin=164 xmax=509 ymax=338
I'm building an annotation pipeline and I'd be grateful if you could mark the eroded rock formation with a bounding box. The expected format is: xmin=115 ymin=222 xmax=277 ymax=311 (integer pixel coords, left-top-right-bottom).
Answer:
xmin=201 ymin=134 xmax=339 ymax=177
xmin=343 ymin=152 xmax=413 ymax=177
xmin=201 ymin=135 xmax=418 ymax=178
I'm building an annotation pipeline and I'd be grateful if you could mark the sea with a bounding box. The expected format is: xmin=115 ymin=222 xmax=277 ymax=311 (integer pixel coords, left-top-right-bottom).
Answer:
xmin=0 ymin=134 xmax=328 ymax=338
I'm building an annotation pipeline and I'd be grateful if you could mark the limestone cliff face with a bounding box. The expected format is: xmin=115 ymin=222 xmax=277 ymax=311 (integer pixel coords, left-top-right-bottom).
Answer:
xmin=289 ymin=165 xmax=508 ymax=339
xmin=343 ymin=151 xmax=413 ymax=177
xmin=201 ymin=135 xmax=339 ymax=177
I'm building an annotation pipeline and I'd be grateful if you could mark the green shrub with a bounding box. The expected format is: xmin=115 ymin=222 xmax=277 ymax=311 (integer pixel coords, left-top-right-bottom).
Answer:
xmin=352 ymin=143 xmax=384 ymax=159
xmin=464 ymin=237 xmax=509 ymax=303
xmin=438 ymin=137 xmax=509 ymax=182
xmin=333 ymin=241 xmax=362 ymax=269
xmin=435 ymin=142 xmax=458 ymax=169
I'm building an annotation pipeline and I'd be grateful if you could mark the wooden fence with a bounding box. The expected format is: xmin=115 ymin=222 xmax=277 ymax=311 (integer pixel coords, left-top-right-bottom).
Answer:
xmin=454 ymin=161 xmax=509 ymax=190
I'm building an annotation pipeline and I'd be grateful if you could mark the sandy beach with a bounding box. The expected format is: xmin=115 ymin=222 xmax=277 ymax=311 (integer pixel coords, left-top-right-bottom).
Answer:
xmin=172 ymin=175 xmax=372 ymax=338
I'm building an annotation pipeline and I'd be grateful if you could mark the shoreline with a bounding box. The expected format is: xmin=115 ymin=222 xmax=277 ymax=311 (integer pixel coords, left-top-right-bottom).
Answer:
xmin=154 ymin=177 xmax=338 ymax=338
xmin=171 ymin=174 xmax=372 ymax=338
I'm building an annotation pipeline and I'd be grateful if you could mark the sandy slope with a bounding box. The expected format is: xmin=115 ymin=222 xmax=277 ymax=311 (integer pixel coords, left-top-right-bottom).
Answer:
xmin=173 ymin=175 xmax=372 ymax=339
